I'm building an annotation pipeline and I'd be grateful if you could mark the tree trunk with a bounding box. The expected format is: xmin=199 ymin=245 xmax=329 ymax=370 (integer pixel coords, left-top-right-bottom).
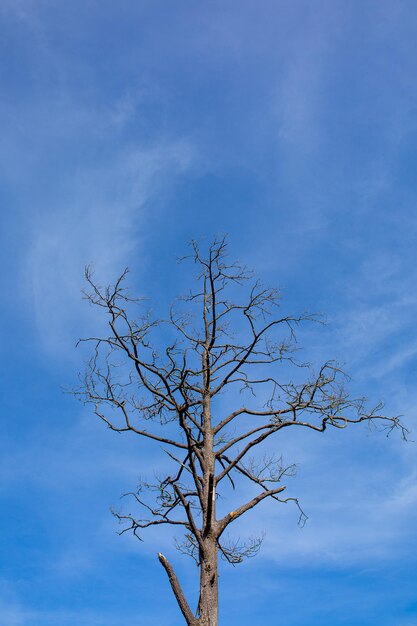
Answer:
xmin=198 ymin=535 xmax=219 ymax=626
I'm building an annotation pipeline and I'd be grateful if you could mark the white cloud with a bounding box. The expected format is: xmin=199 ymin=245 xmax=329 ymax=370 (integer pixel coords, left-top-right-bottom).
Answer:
xmin=25 ymin=133 xmax=195 ymax=356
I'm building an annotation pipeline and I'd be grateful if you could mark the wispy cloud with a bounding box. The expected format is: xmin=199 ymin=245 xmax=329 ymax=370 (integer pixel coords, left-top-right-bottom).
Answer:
xmin=26 ymin=136 xmax=195 ymax=355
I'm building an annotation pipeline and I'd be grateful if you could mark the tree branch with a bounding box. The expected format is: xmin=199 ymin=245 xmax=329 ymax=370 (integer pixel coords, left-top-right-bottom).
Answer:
xmin=217 ymin=486 xmax=286 ymax=537
xmin=158 ymin=552 xmax=197 ymax=626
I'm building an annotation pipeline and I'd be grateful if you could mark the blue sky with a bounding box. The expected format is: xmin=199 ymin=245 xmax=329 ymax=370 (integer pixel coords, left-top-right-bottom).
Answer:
xmin=1 ymin=1 xmax=417 ymax=624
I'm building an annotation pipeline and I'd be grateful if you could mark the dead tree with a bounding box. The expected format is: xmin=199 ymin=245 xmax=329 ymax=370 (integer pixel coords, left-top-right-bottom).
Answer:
xmin=76 ymin=237 xmax=406 ymax=626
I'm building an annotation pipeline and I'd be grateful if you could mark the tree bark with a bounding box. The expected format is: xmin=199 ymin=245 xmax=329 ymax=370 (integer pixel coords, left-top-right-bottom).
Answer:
xmin=197 ymin=535 xmax=219 ymax=626
xmin=196 ymin=284 xmax=220 ymax=626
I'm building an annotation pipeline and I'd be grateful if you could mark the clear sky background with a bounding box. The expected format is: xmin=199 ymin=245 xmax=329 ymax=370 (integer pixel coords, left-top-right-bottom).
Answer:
xmin=1 ymin=1 xmax=417 ymax=625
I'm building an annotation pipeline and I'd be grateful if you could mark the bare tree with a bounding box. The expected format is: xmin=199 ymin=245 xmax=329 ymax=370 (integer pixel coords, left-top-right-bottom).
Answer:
xmin=76 ymin=237 xmax=406 ymax=626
